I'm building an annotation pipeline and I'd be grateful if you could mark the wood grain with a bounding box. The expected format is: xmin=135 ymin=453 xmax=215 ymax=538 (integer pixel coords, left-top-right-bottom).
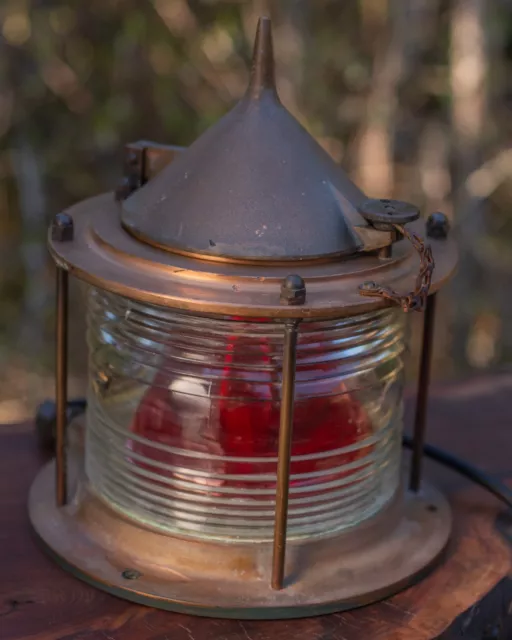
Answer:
xmin=1 ymin=375 xmax=512 ymax=639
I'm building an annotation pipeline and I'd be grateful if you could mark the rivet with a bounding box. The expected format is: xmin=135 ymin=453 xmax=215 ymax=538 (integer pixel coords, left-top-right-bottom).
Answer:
xmin=426 ymin=212 xmax=450 ymax=239
xmin=122 ymin=569 xmax=142 ymax=580
xmin=280 ymin=274 xmax=306 ymax=306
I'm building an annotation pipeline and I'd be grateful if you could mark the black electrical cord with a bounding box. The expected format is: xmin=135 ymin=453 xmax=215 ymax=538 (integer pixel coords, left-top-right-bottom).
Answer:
xmin=402 ymin=434 xmax=512 ymax=509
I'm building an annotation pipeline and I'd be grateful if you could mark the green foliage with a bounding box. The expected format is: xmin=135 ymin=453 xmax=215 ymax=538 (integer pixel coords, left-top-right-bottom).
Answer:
xmin=1 ymin=0 xmax=512 ymax=413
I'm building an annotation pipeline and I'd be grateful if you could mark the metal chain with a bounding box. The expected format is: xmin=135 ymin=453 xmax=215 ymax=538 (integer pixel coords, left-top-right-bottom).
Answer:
xmin=359 ymin=224 xmax=435 ymax=312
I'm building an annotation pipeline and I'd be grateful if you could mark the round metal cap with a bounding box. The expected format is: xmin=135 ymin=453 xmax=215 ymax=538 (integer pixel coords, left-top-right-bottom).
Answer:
xmin=358 ymin=199 xmax=420 ymax=231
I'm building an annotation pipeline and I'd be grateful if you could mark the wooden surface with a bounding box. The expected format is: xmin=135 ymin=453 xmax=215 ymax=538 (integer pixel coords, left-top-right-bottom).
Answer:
xmin=1 ymin=375 xmax=512 ymax=639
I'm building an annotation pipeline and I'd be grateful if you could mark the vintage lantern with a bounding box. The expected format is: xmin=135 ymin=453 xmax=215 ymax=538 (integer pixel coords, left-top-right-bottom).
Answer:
xmin=29 ymin=17 xmax=456 ymax=618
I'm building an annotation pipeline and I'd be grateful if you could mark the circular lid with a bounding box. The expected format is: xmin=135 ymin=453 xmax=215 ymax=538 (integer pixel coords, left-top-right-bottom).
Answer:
xmin=48 ymin=192 xmax=457 ymax=319
xmin=121 ymin=17 xmax=373 ymax=264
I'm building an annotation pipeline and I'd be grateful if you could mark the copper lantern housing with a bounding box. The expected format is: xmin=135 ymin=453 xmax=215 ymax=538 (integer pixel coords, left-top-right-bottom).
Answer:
xmin=29 ymin=18 xmax=457 ymax=619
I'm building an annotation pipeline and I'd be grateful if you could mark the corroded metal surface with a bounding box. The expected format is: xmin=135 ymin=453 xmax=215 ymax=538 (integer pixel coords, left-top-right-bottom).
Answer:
xmin=120 ymin=17 xmax=383 ymax=263
xmin=359 ymin=223 xmax=435 ymax=312
xmin=29 ymin=454 xmax=451 ymax=619
xmin=48 ymin=193 xmax=456 ymax=318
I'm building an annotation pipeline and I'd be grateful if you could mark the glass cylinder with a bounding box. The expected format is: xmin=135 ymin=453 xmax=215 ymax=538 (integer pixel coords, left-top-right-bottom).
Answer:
xmin=85 ymin=287 xmax=407 ymax=542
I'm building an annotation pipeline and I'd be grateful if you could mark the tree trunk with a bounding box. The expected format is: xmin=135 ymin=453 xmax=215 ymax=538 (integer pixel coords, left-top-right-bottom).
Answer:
xmin=450 ymin=0 xmax=489 ymax=370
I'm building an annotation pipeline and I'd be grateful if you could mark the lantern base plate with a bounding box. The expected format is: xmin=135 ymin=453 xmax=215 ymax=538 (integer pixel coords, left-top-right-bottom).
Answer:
xmin=29 ymin=459 xmax=451 ymax=620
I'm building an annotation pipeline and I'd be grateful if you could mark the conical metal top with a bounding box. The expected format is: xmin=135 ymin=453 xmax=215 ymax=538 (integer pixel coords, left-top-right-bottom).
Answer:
xmin=247 ymin=15 xmax=277 ymax=101
xmin=121 ymin=17 xmax=373 ymax=263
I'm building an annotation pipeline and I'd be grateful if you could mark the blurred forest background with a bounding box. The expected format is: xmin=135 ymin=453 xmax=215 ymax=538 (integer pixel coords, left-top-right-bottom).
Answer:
xmin=1 ymin=0 xmax=512 ymax=422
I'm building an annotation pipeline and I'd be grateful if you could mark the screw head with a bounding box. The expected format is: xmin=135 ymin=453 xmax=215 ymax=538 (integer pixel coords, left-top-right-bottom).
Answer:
xmin=280 ymin=274 xmax=306 ymax=306
xmin=359 ymin=281 xmax=379 ymax=293
xmin=51 ymin=213 xmax=74 ymax=242
xmin=426 ymin=212 xmax=450 ymax=239
xmin=122 ymin=568 xmax=142 ymax=580
xmin=358 ymin=199 xmax=420 ymax=231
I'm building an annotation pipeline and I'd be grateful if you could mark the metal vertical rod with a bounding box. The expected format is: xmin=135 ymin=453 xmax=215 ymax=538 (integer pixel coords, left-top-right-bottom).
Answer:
xmin=378 ymin=245 xmax=392 ymax=260
xmin=55 ymin=267 xmax=69 ymax=507
xmin=271 ymin=320 xmax=299 ymax=591
xmin=409 ymin=292 xmax=437 ymax=492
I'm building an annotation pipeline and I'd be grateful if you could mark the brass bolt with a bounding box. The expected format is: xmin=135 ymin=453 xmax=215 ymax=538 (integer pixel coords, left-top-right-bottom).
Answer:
xmin=280 ymin=274 xmax=306 ymax=305
xmin=426 ymin=212 xmax=450 ymax=239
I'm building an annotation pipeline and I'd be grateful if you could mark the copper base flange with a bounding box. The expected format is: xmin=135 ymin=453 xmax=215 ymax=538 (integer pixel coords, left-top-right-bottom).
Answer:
xmin=29 ymin=459 xmax=451 ymax=620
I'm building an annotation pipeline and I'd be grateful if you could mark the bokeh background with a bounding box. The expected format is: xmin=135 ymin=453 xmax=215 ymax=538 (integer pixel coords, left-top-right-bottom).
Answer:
xmin=1 ymin=0 xmax=511 ymax=422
